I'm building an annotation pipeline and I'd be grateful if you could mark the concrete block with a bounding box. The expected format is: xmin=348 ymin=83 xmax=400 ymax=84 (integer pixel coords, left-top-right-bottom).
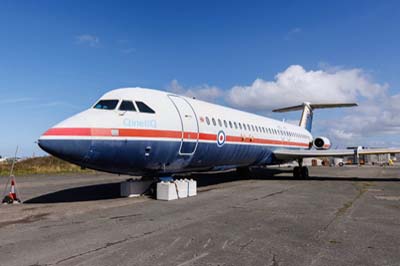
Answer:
xmin=187 ymin=179 xmax=197 ymax=196
xmin=120 ymin=179 xmax=152 ymax=197
xmin=157 ymin=181 xmax=178 ymax=201
xmin=175 ymin=179 xmax=188 ymax=198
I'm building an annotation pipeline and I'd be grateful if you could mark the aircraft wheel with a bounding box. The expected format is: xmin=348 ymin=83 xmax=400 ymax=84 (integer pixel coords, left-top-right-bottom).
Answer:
xmin=293 ymin=166 xmax=301 ymax=178
xmin=301 ymin=166 xmax=309 ymax=178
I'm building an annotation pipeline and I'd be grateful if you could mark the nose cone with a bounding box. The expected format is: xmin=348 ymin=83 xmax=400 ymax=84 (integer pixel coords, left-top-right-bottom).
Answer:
xmin=38 ymin=128 xmax=92 ymax=165
xmin=38 ymin=110 xmax=94 ymax=164
xmin=38 ymin=129 xmax=91 ymax=165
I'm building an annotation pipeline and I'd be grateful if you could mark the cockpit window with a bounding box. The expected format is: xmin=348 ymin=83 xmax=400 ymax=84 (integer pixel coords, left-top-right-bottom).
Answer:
xmin=136 ymin=101 xmax=155 ymax=113
xmin=94 ymin=100 xmax=119 ymax=110
xmin=119 ymin=100 xmax=136 ymax=111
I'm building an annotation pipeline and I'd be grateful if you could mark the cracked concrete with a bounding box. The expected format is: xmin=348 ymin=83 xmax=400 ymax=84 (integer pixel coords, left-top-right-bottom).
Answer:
xmin=0 ymin=167 xmax=399 ymax=265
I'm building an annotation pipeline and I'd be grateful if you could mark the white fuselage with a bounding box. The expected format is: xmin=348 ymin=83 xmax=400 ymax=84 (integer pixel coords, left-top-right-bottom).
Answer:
xmin=38 ymin=88 xmax=313 ymax=175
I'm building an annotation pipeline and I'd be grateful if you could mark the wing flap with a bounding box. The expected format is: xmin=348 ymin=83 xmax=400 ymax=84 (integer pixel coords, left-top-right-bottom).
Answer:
xmin=273 ymin=149 xmax=355 ymax=160
xmin=358 ymin=148 xmax=400 ymax=155
xmin=274 ymin=148 xmax=400 ymax=161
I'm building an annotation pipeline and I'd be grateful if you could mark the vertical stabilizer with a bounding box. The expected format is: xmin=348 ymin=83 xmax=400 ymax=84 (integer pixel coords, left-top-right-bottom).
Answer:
xmin=273 ymin=102 xmax=357 ymax=132
xmin=299 ymin=102 xmax=313 ymax=131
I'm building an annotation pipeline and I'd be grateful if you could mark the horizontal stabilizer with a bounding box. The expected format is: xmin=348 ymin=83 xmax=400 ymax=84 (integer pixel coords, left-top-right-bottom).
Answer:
xmin=272 ymin=102 xmax=357 ymax=132
xmin=273 ymin=103 xmax=357 ymax=113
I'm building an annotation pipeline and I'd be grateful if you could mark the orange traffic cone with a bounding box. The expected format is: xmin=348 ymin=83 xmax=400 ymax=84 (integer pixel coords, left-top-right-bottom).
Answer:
xmin=2 ymin=176 xmax=21 ymax=204
xmin=9 ymin=179 xmax=17 ymax=200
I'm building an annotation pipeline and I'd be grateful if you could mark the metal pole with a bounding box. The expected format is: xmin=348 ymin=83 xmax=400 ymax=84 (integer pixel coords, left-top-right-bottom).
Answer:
xmin=9 ymin=146 xmax=19 ymax=177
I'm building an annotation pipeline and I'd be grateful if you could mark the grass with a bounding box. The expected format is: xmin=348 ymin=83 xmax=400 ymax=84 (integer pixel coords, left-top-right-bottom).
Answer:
xmin=0 ymin=156 xmax=95 ymax=176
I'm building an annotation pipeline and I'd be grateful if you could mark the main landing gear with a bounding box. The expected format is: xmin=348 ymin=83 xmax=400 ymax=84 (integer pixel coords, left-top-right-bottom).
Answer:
xmin=293 ymin=159 xmax=309 ymax=178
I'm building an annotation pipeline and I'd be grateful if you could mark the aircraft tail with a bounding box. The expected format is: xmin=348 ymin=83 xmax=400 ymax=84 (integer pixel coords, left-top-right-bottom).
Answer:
xmin=272 ymin=102 xmax=357 ymax=132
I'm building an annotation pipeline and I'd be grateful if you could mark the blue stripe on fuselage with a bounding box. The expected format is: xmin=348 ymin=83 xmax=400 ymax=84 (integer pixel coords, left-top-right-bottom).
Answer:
xmin=38 ymin=139 xmax=302 ymax=175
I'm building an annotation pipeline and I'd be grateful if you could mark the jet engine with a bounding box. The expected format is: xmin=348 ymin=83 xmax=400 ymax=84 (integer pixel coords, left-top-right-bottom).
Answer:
xmin=313 ymin=136 xmax=331 ymax=150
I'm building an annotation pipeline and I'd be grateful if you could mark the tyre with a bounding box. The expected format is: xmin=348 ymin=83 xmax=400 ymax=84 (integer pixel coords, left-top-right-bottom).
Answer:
xmin=293 ymin=166 xmax=301 ymax=178
xmin=301 ymin=166 xmax=309 ymax=178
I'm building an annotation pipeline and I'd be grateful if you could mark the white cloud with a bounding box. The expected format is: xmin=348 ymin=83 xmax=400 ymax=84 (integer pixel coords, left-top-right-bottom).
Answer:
xmin=329 ymin=129 xmax=355 ymax=141
xmin=226 ymin=65 xmax=399 ymax=146
xmin=75 ymin=34 xmax=100 ymax=47
xmin=168 ymin=65 xmax=399 ymax=146
xmin=0 ymin=97 xmax=35 ymax=104
xmin=37 ymin=101 xmax=81 ymax=109
xmin=227 ymin=65 xmax=387 ymax=110
xmin=328 ymin=94 xmax=400 ymax=143
xmin=121 ymin=48 xmax=136 ymax=54
xmin=167 ymin=79 xmax=223 ymax=102
xmin=285 ymin=27 xmax=302 ymax=40
xmin=290 ymin=27 xmax=302 ymax=33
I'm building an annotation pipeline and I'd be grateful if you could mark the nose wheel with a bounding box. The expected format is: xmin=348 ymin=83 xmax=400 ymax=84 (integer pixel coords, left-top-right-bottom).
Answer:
xmin=293 ymin=159 xmax=309 ymax=178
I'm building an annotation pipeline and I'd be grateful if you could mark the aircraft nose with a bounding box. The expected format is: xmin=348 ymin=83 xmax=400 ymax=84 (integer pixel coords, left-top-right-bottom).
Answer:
xmin=38 ymin=128 xmax=92 ymax=164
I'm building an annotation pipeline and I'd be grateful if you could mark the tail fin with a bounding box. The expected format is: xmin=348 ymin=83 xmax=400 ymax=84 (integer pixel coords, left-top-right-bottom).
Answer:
xmin=273 ymin=102 xmax=357 ymax=132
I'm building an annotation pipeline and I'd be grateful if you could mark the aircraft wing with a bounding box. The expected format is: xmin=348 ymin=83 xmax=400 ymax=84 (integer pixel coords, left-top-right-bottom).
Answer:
xmin=273 ymin=148 xmax=400 ymax=161
xmin=358 ymin=148 xmax=400 ymax=155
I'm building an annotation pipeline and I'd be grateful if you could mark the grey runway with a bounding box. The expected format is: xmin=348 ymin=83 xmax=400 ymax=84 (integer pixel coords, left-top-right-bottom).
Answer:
xmin=0 ymin=167 xmax=399 ymax=266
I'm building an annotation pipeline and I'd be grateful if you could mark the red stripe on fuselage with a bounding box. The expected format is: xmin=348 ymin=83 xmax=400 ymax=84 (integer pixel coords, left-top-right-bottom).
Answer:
xmin=43 ymin=127 xmax=309 ymax=147
xmin=44 ymin=127 xmax=92 ymax=136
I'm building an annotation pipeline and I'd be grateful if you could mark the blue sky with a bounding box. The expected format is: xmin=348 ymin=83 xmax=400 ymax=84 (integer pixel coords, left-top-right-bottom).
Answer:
xmin=1 ymin=0 xmax=400 ymax=157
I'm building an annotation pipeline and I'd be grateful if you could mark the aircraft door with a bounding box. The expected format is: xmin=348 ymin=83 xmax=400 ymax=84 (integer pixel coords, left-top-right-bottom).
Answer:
xmin=168 ymin=95 xmax=199 ymax=155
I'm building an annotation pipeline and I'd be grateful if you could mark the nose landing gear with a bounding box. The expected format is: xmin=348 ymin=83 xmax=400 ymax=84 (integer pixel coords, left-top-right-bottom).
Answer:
xmin=293 ymin=159 xmax=309 ymax=178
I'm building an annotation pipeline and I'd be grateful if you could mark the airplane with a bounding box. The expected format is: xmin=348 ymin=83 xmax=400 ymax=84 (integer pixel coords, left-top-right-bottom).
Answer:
xmin=38 ymin=87 xmax=400 ymax=179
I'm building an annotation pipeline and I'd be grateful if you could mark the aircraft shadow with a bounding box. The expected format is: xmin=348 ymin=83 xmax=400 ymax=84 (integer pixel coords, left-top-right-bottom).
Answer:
xmin=24 ymin=168 xmax=399 ymax=204
xmin=24 ymin=182 xmax=121 ymax=204
xmin=191 ymin=167 xmax=400 ymax=186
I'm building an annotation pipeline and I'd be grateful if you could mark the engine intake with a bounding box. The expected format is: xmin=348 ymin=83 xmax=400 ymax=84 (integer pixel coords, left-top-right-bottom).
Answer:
xmin=313 ymin=137 xmax=331 ymax=150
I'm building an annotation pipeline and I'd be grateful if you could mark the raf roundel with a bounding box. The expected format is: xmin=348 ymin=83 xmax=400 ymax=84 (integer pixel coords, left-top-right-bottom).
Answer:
xmin=217 ymin=130 xmax=226 ymax=147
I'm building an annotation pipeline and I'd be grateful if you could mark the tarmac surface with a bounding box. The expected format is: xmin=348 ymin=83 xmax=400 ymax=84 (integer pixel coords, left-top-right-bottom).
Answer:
xmin=0 ymin=166 xmax=399 ymax=266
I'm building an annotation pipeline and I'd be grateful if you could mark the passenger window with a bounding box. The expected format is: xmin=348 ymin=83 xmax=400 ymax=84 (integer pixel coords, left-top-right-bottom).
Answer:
xmin=136 ymin=101 xmax=155 ymax=113
xmin=243 ymin=124 xmax=247 ymax=130
xmin=206 ymin=117 xmax=210 ymax=125
xmin=251 ymin=125 xmax=255 ymax=131
xmin=234 ymin=122 xmax=238 ymax=129
xmin=212 ymin=118 xmax=216 ymax=126
xmin=239 ymin=123 xmax=242 ymax=130
xmin=119 ymin=100 xmax=136 ymax=111
xmin=94 ymin=99 xmax=119 ymax=110
xmin=218 ymin=119 xmax=222 ymax=127
xmin=229 ymin=121 xmax=233 ymax=128
xmin=224 ymin=120 xmax=228 ymax=128
xmin=255 ymin=126 xmax=259 ymax=132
